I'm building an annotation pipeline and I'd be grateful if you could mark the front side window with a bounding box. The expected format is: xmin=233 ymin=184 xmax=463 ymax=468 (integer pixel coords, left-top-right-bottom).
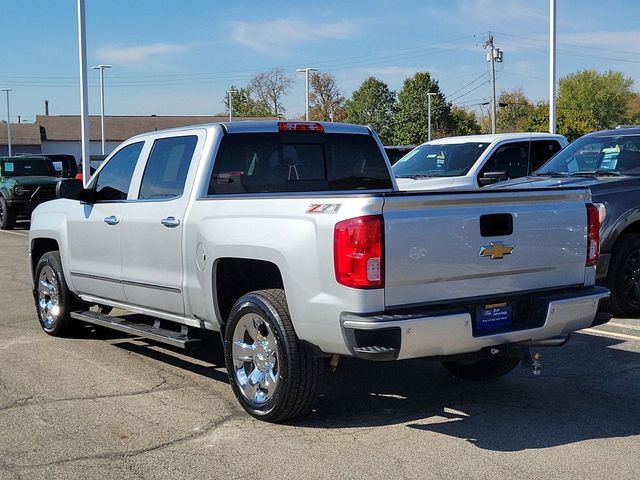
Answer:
xmin=537 ymin=134 xmax=640 ymax=176
xmin=393 ymin=143 xmax=490 ymax=178
xmin=480 ymin=142 xmax=529 ymax=179
xmin=94 ymin=142 xmax=144 ymax=201
xmin=138 ymin=135 xmax=198 ymax=199
xmin=208 ymin=132 xmax=392 ymax=194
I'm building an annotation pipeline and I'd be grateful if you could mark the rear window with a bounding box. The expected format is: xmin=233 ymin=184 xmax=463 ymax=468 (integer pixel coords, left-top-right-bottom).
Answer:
xmin=208 ymin=132 xmax=392 ymax=194
xmin=1 ymin=158 xmax=54 ymax=177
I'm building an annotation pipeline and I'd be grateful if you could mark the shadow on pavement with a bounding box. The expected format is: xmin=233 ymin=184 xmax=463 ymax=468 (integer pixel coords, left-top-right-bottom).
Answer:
xmin=296 ymin=332 xmax=640 ymax=451
xmin=72 ymin=320 xmax=640 ymax=451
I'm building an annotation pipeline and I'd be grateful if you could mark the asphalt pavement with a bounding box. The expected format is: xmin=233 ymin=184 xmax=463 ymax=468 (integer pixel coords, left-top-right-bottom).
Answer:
xmin=1 ymin=228 xmax=639 ymax=480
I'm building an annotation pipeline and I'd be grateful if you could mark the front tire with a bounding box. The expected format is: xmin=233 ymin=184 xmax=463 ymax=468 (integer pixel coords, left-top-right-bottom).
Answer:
xmin=442 ymin=355 xmax=520 ymax=381
xmin=34 ymin=251 xmax=77 ymax=336
xmin=223 ymin=289 xmax=322 ymax=422
xmin=606 ymin=234 xmax=640 ymax=317
xmin=0 ymin=196 xmax=16 ymax=230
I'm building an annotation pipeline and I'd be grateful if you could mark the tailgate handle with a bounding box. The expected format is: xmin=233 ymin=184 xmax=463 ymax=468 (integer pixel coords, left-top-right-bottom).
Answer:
xmin=480 ymin=214 xmax=513 ymax=237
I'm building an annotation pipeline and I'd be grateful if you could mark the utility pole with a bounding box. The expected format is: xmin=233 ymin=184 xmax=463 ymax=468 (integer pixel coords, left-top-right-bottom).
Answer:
xmin=91 ymin=64 xmax=112 ymax=155
xmin=549 ymin=0 xmax=557 ymax=133
xmin=77 ymin=0 xmax=90 ymax=187
xmin=296 ymin=67 xmax=318 ymax=121
xmin=226 ymin=89 xmax=237 ymax=122
xmin=2 ymin=89 xmax=11 ymax=156
xmin=427 ymin=92 xmax=436 ymax=142
xmin=484 ymin=33 xmax=503 ymax=134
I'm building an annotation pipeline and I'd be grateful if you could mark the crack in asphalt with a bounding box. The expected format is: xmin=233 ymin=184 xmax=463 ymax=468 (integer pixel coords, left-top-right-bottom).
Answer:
xmin=7 ymin=413 xmax=238 ymax=470
xmin=0 ymin=383 xmax=181 ymax=414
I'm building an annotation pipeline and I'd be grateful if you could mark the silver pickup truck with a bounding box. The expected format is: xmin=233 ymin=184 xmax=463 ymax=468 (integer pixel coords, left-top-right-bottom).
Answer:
xmin=29 ymin=121 xmax=609 ymax=422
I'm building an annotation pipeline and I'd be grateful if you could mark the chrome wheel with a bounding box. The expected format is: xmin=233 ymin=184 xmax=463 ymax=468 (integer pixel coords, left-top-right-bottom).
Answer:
xmin=38 ymin=265 xmax=60 ymax=330
xmin=232 ymin=313 xmax=280 ymax=407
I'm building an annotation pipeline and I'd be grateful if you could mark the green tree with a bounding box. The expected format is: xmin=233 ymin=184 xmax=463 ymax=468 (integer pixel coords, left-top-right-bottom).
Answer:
xmin=626 ymin=92 xmax=640 ymax=125
xmin=393 ymin=72 xmax=451 ymax=144
xmin=345 ymin=77 xmax=396 ymax=143
xmin=309 ymin=72 xmax=346 ymax=122
xmin=450 ymin=107 xmax=481 ymax=136
xmin=222 ymin=86 xmax=271 ymax=118
xmin=557 ymin=70 xmax=634 ymax=137
xmin=496 ymin=88 xmax=533 ymax=133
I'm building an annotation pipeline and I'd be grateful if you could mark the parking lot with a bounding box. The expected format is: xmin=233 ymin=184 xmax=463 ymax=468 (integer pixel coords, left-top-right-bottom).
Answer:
xmin=1 ymin=228 xmax=639 ymax=480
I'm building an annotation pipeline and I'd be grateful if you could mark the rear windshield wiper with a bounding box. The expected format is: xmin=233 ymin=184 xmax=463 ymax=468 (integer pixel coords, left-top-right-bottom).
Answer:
xmin=571 ymin=170 xmax=624 ymax=177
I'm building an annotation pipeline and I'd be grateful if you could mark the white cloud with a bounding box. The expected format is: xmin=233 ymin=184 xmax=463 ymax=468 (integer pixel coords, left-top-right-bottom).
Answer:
xmin=96 ymin=43 xmax=192 ymax=65
xmin=229 ymin=18 xmax=361 ymax=55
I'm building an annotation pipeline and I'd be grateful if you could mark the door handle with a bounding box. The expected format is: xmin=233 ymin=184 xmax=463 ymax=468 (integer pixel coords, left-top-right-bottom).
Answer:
xmin=103 ymin=215 xmax=119 ymax=226
xmin=161 ymin=216 xmax=180 ymax=228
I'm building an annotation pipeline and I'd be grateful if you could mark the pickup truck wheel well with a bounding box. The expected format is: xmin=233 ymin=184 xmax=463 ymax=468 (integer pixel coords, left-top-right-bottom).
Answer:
xmin=215 ymin=258 xmax=284 ymax=326
xmin=31 ymin=238 xmax=60 ymax=277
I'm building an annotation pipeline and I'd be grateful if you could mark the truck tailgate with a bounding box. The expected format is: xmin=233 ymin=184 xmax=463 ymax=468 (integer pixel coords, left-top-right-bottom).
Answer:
xmin=383 ymin=189 xmax=589 ymax=307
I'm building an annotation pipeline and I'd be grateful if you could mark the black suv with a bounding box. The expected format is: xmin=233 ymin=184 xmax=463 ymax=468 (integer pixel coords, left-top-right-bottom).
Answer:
xmin=0 ymin=156 xmax=59 ymax=229
xmin=492 ymin=127 xmax=640 ymax=316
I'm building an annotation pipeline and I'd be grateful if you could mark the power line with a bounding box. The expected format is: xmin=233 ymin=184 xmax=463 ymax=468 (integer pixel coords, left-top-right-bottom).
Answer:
xmin=445 ymin=71 xmax=488 ymax=98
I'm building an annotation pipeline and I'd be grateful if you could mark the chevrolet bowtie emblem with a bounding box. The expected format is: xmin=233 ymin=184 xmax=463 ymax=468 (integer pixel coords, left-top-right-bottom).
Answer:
xmin=479 ymin=241 xmax=514 ymax=260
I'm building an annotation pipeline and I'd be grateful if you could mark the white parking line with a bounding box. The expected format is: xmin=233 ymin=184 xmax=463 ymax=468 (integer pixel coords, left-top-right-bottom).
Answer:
xmin=0 ymin=230 xmax=28 ymax=237
xmin=608 ymin=321 xmax=640 ymax=332
xmin=582 ymin=328 xmax=640 ymax=342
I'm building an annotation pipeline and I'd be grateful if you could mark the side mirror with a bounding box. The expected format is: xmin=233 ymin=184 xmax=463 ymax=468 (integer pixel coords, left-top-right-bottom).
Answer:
xmin=56 ymin=179 xmax=87 ymax=201
xmin=478 ymin=171 xmax=508 ymax=187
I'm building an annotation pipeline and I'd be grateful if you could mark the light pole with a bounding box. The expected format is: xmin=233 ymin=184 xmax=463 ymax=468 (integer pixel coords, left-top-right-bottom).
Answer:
xmin=549 ymin=0 xmax=557 ymax=134
xmin=226 ymin=89 xmax=238 ymax=122
xmin=427 ymin=92 xmax=436 ymax=142
xmin=296 ymin=67 xmax=318 ymax=121
xmin=91 ymin=64 xmax=112 ymax=155
xmin=2 ymin=89 xmax=11 ymax=156
xmin=77 ymin=0 xmax=90 ymax=187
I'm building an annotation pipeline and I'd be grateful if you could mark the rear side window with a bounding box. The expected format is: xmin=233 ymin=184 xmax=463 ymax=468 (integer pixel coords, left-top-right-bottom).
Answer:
xmin=94 ymin=142 xmax=144 ymax=201
xmin=208 ymin=132 xmax=392 ymax=194
xmin=139 ymin=135 xmax=198 ymax=199
xmin=530 ymin=140 xmax=562 ymax=172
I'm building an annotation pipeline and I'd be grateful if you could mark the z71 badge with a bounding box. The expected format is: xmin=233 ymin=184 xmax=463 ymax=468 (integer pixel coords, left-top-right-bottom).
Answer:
xmin=306 ymin=204 xmax=342 ymax=214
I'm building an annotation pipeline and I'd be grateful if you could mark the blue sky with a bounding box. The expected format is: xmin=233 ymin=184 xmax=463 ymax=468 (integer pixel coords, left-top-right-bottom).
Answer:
xmin=2 ymin=0 xmax=640 ymax=122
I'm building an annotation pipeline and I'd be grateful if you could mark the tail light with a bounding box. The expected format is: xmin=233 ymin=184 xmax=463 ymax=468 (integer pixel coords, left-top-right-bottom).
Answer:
xmin=278 ymin=122 xmax=324 ymax=132
xmin=334 ymin=215 xmax=384 ymax=288
xmin=586 ymin=203 xmax=604 ymax=266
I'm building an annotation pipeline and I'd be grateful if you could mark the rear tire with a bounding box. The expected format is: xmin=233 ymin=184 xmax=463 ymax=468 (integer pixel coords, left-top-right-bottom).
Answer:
xmin=605 ymin=234 xmax=640 ymax=317
xmin=0 ymin=196 xmax=16 ymax=230
xmin=34 ymin=251 xmax=77 ymax=336
xmin=442 ymin=355 xmax=520 ymax=381
xmin=223 ymin=289 xmax=322 ymax=422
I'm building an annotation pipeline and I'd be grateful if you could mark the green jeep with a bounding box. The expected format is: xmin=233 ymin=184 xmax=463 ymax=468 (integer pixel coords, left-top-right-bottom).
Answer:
xmin=0 ymin=156 xmax=59 ymax=230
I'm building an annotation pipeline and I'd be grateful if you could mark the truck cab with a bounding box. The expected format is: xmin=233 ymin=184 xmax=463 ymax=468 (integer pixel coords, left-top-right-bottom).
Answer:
xmin=394 ymin=133 xmax=568 ymax=191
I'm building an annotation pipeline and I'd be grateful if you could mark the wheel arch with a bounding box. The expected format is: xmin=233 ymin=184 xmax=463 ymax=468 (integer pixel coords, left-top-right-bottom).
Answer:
xmin=30 ymin=237 xmax=60 ymax=278
xmin=213 ymin=257 xmax=285 ymax=329
xmin=604 ymin=215 xmax=640 ymax=255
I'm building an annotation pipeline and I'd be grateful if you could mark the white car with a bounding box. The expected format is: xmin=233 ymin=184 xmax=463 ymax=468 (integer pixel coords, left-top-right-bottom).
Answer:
xmin=394 ymin=133 xmax=568 ymax=191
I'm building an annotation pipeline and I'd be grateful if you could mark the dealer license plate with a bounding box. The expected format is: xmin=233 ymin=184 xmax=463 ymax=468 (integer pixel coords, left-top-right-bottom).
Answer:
xmin=475 ymin=302 xmax=513 ymax=332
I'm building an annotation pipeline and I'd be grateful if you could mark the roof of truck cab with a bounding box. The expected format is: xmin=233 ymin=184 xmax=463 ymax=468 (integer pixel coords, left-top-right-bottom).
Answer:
xmin=424 ymin=132 xmax=566 ymax=146
xmin=128 ymin=120 xmax=372 ymax=139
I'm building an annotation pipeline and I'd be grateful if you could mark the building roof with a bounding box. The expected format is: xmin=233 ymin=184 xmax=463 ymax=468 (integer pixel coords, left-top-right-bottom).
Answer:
xmin=34 ymin=115 xmax=274 ymax=142
xmin=0 ymin=123 xmax=41 ymax=145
